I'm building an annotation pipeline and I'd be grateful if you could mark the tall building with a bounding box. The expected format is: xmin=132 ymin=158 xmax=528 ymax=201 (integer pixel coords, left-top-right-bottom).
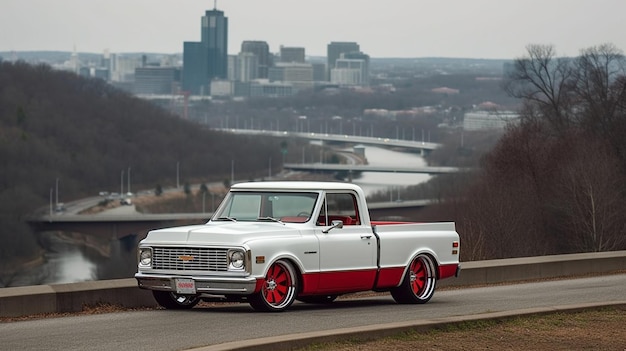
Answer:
xmin=236 ymin=52 xmax=259 ymax=82
xmin=182 ymin=8 xmax=228 ymax=95
xmin=331 ymin=51 xmax=370 ymax=86
xmin=280 ymin=46 xmax=305 ymax=63
xmin=331 ymin=60 xmax=366 ymax=86
xmin=326 ymin=41 xmax=360 ymax=80
xmin=241 ymin=41 xmax=271 ymax=79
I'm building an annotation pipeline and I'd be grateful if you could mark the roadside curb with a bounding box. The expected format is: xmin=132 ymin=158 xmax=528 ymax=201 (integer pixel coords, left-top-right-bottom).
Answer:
xmin=190 ymin=301 xmax=626 ymax=351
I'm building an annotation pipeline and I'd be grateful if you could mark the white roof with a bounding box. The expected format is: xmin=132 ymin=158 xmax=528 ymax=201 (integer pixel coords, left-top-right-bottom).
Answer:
xmin=231 ymin=181 xmax=363 ymax=192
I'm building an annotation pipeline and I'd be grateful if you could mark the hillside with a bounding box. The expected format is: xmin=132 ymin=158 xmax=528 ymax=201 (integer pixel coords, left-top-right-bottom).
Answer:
xmin=0 ymin=61 xmax=287 ymax=270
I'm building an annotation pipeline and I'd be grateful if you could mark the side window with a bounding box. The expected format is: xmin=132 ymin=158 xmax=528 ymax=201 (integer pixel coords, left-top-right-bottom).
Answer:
xmin=317 ymin=192 xmax=359 ymax=226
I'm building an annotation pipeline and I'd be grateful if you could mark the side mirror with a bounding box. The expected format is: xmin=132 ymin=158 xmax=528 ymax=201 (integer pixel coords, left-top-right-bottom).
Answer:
xmin=322 ymin=220 xmax=344 ymax=233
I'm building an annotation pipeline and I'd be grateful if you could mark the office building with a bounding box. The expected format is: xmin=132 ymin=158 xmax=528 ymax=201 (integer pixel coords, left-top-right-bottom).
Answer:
xmin=280 ymin=46 xmax=305 ymax=63
xmin=463 ymin=110 xmax=519 ymax=131
xmin=331 ymin=51 xmax=370 ymax=86
xmin=182 ymin=8 xmax=228 ymax=95
xmin=134 ymin=67 xmax=180 ymax=95
xmin=327 ymin=41 xmax=360 ymax=80
xmin=269 ymin=62 xmax=315 ymax=91
xmin=241 ymin=41 xmax=271 ymax=78
xmin=236 ymin=52 xmax=259 ymax=82
xmin=250 ymin=81 xmax=294 ymax=98
xmin=311 ymin=62 xmax=326 ymax=81
xmin=269 ymin=62 xmax=312 ymax=82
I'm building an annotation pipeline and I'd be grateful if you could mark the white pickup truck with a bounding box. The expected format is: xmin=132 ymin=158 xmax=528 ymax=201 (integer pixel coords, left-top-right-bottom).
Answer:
xmin=135 ymin=181 xmax=460 ymax=312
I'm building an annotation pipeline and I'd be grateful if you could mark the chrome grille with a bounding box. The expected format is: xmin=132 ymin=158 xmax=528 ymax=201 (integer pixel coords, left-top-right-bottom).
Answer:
xmin=152 ymin=247 xmax=229 ymax=272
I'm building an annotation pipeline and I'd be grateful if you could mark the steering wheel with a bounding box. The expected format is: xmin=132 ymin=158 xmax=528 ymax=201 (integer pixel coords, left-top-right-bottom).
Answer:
xmin=296 ymin=211 xmax=310 ymax=217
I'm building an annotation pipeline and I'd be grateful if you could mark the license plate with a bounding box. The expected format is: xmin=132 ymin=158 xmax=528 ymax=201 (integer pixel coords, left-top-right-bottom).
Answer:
xmin=175 ymin=278 xmax=196 ymax=294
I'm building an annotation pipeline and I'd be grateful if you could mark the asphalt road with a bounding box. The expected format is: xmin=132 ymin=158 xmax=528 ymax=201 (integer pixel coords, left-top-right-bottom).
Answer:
xmin=2 ymin=274 xmax=625 ymax=351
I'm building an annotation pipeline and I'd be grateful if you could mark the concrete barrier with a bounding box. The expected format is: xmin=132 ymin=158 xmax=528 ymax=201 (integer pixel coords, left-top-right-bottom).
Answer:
xmin=0 ymin=279 xmax=155 ymax=318
xmin=438 ymin=250 xmax=626 ymax=287
xmin=1 ymin=250 xmax=625 ymax=318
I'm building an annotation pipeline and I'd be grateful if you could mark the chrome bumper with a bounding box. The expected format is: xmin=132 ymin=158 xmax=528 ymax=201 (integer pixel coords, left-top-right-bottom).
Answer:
xmin=134 ymin=272 xmax=258 ymax=295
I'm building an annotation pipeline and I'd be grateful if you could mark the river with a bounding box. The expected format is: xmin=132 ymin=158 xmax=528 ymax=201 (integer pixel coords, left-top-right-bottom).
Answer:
xmin=6 ymin=146 xmax=429 ymax=287
xmin=349 ymin=145 xmax=431 ymax=198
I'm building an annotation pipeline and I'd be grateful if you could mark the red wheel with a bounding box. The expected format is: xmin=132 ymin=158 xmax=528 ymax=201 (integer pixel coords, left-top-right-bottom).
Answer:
xmin=249 ymin=260 xmax=298 ymax=312
xmin=391 ymin=254 xmax=436 ymax=304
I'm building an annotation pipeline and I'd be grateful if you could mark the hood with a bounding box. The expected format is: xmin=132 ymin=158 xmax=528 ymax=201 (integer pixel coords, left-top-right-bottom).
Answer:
xmin=141 ymin=221 xmax=302 ymax=247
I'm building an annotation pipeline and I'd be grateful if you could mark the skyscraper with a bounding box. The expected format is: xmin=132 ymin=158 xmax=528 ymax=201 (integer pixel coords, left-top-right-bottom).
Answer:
xmin=241 ymin=41 xmax=271 ymax=79
xmin=326 ymin=42 xmax=360 ymax=80
xmin=182 ymin=8 xmax=228 ymax=95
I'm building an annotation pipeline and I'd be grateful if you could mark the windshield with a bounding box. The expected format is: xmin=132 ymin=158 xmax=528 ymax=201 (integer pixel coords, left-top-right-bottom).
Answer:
xmin=211 ymin=191 xmax=319 ymax=223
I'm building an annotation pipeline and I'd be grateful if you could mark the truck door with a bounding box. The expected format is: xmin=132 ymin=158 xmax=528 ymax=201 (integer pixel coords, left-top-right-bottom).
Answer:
xmin=315 ymin=192 xmax=377 ymax=292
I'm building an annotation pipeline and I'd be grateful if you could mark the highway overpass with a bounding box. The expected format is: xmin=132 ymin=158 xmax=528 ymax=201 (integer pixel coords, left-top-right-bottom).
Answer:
xmin=215 ymin=128 xmax=441 ymax=152
xmin=283 ymin=163 xmax=461 ymax=174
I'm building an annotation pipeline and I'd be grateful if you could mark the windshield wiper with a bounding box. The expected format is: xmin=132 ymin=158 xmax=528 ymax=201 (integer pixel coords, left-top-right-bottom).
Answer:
xmin=257 ymin=216 xmax=284 ymax=224
xmin=215 ymin=216 xmax=237 ymax=222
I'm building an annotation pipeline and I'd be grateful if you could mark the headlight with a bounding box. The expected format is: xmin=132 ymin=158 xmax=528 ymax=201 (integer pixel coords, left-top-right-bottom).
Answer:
xmin=229 ymin=250 xmax=245 ymax=269
xmin=139 ymin=248 xmax=152 ymax=266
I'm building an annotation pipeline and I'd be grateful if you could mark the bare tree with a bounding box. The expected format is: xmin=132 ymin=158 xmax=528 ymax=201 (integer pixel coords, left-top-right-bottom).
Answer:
xmin=503 ymin=44 xmax=576 ymax=133
xmin=553 ymin=137 xmax=626 ymax=252
xmin=572 ymin=43 xmax=626 ymax=163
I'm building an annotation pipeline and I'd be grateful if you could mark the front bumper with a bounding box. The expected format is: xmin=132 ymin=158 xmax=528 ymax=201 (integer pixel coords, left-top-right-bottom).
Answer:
xmin=135 ymin=272 xmax=258 ymax=295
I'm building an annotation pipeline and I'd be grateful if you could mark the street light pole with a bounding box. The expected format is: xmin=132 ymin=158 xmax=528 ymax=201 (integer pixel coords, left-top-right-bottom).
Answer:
xmin=127 ymin=167 xmax=131 ymax=194
xmin=55 ymin=177 xmax=59 ymax=207
xmin=176 ymin=161 xmax=180 ymax=189
xmin=121 ymin=170 xmax=124 ymax=195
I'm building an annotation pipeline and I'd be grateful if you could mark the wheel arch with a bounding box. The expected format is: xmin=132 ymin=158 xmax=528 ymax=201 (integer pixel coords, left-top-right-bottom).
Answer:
xmin=399 ymin=249 xmax=440 ymax=284
xmin=262 ymin=254 xmax=306 ymax=291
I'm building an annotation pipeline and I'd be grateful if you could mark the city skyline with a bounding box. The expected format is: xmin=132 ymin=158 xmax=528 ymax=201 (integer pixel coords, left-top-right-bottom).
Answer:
xmin=2 ymin=0 xmax=625 ymax=59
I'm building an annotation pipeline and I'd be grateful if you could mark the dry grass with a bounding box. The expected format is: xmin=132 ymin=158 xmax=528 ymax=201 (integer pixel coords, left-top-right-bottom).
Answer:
xmin=298 ymin=307 xmax=626 ymax=351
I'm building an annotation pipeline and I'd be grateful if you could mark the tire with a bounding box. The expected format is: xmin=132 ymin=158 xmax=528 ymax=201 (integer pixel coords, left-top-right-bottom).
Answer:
xmin=152 ymin=291 xmax=200 ymax=309
xmin=390 ymin=254 xmax=437 ymax=304
xmin=249 ymin=260 xmax=298 ymax=312
xmin=297 ymin=295 xmax=338 ymax=304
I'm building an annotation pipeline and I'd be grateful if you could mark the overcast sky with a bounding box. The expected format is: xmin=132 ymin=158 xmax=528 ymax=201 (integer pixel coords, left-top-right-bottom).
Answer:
xmin=2 ymin=0 xmax=624 ymax=59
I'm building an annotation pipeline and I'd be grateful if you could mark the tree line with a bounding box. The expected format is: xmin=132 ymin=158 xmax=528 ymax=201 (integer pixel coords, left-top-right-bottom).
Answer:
xmin=412 ymin=44 xmax=626 ymax=260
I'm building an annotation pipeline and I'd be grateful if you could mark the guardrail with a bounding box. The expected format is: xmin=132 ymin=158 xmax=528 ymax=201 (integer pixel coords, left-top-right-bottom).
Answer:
xmin=1 ymin=251 xmax=625 ymax=318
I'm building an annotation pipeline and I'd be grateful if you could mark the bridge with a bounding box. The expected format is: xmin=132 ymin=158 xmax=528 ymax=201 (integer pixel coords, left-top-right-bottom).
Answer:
xmin=215 ymin=128 xmax=441 ymax=152
xmin=27 ymin=213 xmax=211 ymax=240
xmin=26 ymin=200 xmax=433 ymax=240
xmin=283 ymin=163 xmax=461 ymax=174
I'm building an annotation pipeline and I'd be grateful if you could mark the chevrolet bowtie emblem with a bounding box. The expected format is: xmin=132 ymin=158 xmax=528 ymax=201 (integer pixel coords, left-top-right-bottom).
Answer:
xmin=178 ymin=255 xmax=194 ymax=261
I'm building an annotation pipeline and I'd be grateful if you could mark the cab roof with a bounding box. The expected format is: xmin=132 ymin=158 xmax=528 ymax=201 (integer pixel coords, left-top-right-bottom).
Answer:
xmin=231 ymin=181 xmax=363 ymax=192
